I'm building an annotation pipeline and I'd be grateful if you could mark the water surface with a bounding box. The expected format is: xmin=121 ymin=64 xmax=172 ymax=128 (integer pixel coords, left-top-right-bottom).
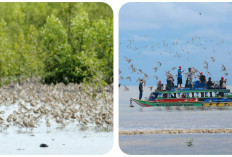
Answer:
xmin=120 ymin=133 xmax=232 ymax=155
xmin=120 ymin=86 xmax=232 ymax=131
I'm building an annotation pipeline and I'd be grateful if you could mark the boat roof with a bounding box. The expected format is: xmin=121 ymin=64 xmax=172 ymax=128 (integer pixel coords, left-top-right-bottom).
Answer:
xmin=155 ymin=88 xmax=230 ymax=94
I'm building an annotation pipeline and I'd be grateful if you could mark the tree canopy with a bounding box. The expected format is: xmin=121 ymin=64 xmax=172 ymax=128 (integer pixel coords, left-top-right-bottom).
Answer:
xmin=0 ymin=2 xmax=113 ymax=86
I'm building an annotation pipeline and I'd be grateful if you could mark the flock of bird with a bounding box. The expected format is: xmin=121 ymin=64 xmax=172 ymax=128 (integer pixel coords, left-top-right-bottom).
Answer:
xmin=0 ymin=81 xmax=113 ymax=133
xmin=119 ymin=34 xmax=230 ymax=91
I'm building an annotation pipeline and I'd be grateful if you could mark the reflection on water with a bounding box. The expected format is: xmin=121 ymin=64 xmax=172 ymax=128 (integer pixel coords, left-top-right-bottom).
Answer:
xmin=120 ymin=133 xmax=232 ymax=155
xmin=120 ymin=87 xmax=232 ymax=131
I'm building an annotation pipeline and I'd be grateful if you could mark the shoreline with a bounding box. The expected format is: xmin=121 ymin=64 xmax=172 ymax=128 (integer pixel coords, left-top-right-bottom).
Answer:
xmin=119 ymin=128 xmax=232 ymax=135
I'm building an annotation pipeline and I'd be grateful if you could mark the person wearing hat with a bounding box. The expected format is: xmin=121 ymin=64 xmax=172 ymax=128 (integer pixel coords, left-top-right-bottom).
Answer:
xmin=219 ymin=77 xmax=227 ymax=89
xmin=156 ymin=80 xmax=163 ymax=91
xmin=199 ymin=72 xmax=206 ymax=84
xmin=177 ymin=66 xmax=182 ymax=88
xmin=219 ymin=77 xmax=227 ymax=97
xmin=139 ymin=79 xmax=144 ymax=100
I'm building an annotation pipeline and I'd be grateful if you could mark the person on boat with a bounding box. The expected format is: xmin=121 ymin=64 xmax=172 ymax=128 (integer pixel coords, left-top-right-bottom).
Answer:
xmin=149 ymin=92 xmax=159 ymax=101
xmin=166 ymin=76 xmax=174 ymax=90
xmin=199 ymin=72 xmax=207 ymax=97
xmin=207 ymin=77 xmax=214 ymax=89
xmin=186 ymin=67 xmax=193 ymax=88
xmin=199 ymin=72 xmax=207 ymax=86
xmin=156 ymin=80 xmax=164 ymax=91
xmin=207 ymin=77 xmax=214 ymax=97
xmin=184 ymin=79 xmax=194 ymax=97
xmin=220 ymin=76 xmax=227 ymax=89
xmin=185 ymin=78 xmax=190 ymax=88
xmin=218 ymin=76 xmax=227 ymax=97
xmin=177 ymin=66 xmax=182 ymax=88
xmin=218 ymin=77 xmax=227 ymax=97
xmin=139 ymin=79 xmax=144 ymax=100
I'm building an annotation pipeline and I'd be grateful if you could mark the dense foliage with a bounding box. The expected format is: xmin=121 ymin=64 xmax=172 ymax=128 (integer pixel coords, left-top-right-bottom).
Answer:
xmin=0 ymin=2 xmax=113 ymax=86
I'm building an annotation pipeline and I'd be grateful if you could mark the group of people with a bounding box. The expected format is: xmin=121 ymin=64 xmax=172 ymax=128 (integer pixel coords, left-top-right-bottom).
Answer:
xmin=138 ymin=66 xmax=227 ymax=100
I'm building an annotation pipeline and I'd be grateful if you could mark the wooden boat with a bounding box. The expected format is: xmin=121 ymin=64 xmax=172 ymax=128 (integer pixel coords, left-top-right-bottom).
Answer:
xmin=130 ymin=88 xmax=232 ymax=107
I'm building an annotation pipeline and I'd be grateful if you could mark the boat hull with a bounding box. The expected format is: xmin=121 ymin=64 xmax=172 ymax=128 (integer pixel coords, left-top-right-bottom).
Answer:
xmin=131 ymin=99 xmax=232 ymax=107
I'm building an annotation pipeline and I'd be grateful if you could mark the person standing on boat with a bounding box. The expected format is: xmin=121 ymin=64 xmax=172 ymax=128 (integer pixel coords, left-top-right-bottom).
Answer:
xmin=207 ymin=77 xmax=214 ymax=97
xmin=139 ymin=79 xmax=144 ymax=100
xmin=186 ymin=67 xmax=193 ymax=88
xmin=199 ymin=72 xmax=207 ymax=86
xmin=166 ymin=76 xmax=174 ymax=90
xmin=207 ymin=77 xmax=214 ymax=89
xmin=156 ymin=80 xmax=164 ymax=91
xmin=220 ymin=77 xmax=227 ymax=89
xmin=199 ymin=72 xmax=207 ymax=97
xmin=177 ymin=66 xmax=182 ymax=88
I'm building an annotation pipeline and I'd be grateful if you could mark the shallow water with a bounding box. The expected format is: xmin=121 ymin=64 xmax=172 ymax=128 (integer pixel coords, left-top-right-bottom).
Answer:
xmin=0 ymin=129 xmax=112 ymax=155
xmin=120 ymin=133 xmax=232 ymax=155
xmin=119 ymin=86 xmax=232 ymax=130
xmin=119 ymin=86 xmax=232 ymax=155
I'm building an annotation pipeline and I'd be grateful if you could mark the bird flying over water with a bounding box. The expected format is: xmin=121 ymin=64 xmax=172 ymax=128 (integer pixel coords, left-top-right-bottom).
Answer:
xmin=138 ymin=69 xmax=143 ymax=74
xmin=210 ymin=57 xmax=215 ymax=62
xmin=153 ymin=67 xmax=158 ymax=72
xmin=124 ymin=86 xmax=129 ymax=91
xmin=221 ymin=64 xmax=227 ymax=71
xmin=126 ymin=77 xmax=131 ymax=81
xmin=154 ymin=76 xmax=158 ymax=80
xmin=144 ymin=73 xmax=148 ymax=80
xmin=203 ymin=60 xmax=208 ymax=70
xmin=124 ymin=56 xmax=132 ymax=63
xmin=171 ymin=67 xmax=177 ymax=70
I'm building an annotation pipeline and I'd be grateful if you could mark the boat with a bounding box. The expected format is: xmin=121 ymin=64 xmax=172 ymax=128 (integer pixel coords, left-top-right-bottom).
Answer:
xmin=130 ymin=87 xmax=232 ymax=107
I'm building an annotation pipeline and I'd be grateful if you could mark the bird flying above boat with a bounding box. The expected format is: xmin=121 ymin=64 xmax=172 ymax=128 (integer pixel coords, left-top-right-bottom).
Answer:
xmin=124 ymin=56 xmax=132 ymax=63
xmin=153 ymin=67 xmax=158 ymax=72
xmin=171 ymin=67 xmax=176 ymax=70
xmin=210 ymin=57 xmax=215 ymax=62
xmin=221 ymin=64 xmax=227 ymax=71
xmin=126 ymin=77 xmax=131 ymax=81
xmin=154 ymin=76 xmax=158 ymax=80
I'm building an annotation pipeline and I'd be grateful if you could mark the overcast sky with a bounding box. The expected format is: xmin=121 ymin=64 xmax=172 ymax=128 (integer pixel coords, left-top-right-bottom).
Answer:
xmin=119 ymin=2 xmax=232 ymax=86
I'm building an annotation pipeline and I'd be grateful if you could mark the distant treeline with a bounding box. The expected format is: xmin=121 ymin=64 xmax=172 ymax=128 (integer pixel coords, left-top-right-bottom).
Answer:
xmin=0 ymin=2 xmax=113 ymax=86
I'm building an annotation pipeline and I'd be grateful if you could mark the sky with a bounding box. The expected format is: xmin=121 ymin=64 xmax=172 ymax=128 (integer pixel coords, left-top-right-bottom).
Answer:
xmin=119 ymin=2 xmax=232 ymax=86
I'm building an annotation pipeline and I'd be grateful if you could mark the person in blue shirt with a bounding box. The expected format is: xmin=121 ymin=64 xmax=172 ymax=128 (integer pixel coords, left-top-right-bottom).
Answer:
xmin=177 ymin=66 xmax=182 ymax=88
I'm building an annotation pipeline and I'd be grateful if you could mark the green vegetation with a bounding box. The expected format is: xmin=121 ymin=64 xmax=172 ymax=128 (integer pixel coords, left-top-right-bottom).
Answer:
xmin=0 ymin=2 xmax=113 ymax=86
